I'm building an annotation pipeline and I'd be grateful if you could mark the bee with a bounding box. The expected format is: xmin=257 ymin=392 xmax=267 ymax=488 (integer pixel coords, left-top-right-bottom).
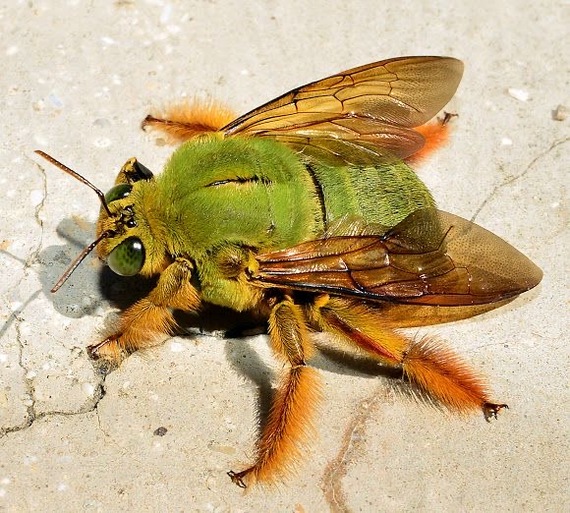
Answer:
xmin=36 ymin=56 xmax=542 ymax=488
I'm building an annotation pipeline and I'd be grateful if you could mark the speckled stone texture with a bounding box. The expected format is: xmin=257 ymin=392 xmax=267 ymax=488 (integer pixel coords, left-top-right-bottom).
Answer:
xmin=0 ymin=1 xmax=568 ymax=511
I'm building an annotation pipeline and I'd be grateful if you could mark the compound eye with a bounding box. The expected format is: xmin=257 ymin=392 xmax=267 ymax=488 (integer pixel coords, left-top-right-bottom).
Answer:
xmin=107 ymin=237 xmax=145 ymax=276
xmin=104 ymin=184 xmax=132 ymax=204
xmin=132 ymin=161 xmax=153 ymax=181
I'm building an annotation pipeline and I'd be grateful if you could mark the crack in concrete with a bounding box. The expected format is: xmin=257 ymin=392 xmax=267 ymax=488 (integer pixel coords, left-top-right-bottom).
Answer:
xmin=470 ymin=137 xmax=570 ymax=222
xmin=14 ymin=306 xmax=36 ymax=430
xmin=0 ymin=157 xmax=49 ymax=435
xmin=321 ymin=384 xmax=388 ymax=513
xmin=1 ymin=156 xmax=109 ymax=439
xmin=31 ymin=154 xmax=48 ymax=257
xmin=94 ymin=388 xmax=112 ymax=438
xmin=0 ymin=157 xmax=49 ymax=338
xmin=92 ymin=392 xmax=147 ymax=465
xmin=0 ymin=369 xmax=107 ymax=438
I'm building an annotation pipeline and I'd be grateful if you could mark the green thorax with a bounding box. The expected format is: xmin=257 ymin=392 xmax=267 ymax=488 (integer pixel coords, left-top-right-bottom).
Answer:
xmin=136 ymin=137 xmax=321 ymax=258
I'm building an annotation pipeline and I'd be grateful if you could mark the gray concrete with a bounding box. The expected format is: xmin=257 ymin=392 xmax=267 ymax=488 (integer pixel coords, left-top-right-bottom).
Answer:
xmin=1 ymin=1 xmax=568 ymax=511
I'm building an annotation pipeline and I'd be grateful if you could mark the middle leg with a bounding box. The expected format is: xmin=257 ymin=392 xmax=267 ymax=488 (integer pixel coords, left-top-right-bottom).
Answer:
xmin=228 ymin=295 xmax=321 ymax=487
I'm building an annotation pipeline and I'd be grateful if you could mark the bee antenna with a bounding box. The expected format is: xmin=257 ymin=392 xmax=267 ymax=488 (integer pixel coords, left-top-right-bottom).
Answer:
xmin=50 ymin=231 xmax=111 ymax=293
xmin=34 ymin=150 xmax=113 ymax=217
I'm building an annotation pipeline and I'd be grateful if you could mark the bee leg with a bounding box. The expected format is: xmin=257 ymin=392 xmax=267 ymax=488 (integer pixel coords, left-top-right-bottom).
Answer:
xmin=141 ymin=103 xmax=235 ymax=143
xmin=228 ymin=296 xmax=321 ymax=488
xmin=406 ymin=112 xmax=456 ymax=165
xmin=88 ymin=258 xmax=200 ymax=366
xmin=314 ymin=298 xmax=505 ymax=417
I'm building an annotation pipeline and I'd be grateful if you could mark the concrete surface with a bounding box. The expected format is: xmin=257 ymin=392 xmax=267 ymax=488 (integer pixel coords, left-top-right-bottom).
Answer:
xmin=1 ymin=1 xmax=568 ymax=512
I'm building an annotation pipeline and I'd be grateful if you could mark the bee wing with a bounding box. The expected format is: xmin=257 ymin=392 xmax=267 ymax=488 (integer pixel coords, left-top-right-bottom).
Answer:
xmin=222 ymin=56 xmax=463 ymax=165
xmin=253 ymin=209 xmax=542 ymax=306
xmin=257 ymin=123 xmax=425 ymax=166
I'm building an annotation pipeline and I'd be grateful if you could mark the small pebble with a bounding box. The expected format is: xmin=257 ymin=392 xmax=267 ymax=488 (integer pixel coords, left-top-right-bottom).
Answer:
xmin=507 ymin=88 xmax=530 ymax=102
xmin=552 ymin=104 xmax=568 ymax=121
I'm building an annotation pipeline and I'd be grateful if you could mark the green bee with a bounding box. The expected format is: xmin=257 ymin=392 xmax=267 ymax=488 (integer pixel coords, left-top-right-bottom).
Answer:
xmin=37 ymin=56 xmax=542 ymax=487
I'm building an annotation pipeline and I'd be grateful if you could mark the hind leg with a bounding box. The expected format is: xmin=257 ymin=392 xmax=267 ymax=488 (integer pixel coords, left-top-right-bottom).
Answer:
xmin=309 ymin=296 xmax=506 ymax=418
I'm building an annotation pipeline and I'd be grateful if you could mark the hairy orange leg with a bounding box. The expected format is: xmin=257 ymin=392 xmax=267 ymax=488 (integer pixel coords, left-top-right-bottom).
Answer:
xmin=141 ymin=101 xmax=235 ymax=143
xmin=228 ymin=296 xmax=321 ymax=488
xmin=311 ymin=297 xmax=506 ymax=419
xmin=405 ymin=112 xmax=456 ymax=165
xmin=89 ymin=258 xmax=201 ymax=366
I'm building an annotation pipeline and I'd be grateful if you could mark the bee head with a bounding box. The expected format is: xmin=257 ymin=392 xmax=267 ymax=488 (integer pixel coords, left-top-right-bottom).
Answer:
xmin=34 ymin=151 xmax=154 ymax=292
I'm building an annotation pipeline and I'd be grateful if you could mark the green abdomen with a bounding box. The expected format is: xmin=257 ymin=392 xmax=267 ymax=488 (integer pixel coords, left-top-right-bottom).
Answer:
xmin=308 ymin=161 xmax=435 ymax=230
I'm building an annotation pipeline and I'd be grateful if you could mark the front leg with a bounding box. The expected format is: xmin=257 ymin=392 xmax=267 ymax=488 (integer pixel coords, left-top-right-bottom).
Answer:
xmin=228 ymin=296 xmax=321 ymax=488
xmin=89 ymin=258 xmax=201 ymax=366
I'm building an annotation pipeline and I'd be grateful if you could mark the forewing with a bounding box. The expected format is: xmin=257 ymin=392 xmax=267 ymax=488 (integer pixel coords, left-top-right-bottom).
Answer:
xmin=253 ymin=209 xmax=542 ymax=306
xmin=222 ymin=56 xmax=463 ymax=165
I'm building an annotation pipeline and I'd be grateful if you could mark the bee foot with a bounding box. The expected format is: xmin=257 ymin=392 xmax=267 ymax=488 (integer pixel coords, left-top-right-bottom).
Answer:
xmin=227 ymin=469 xmax=251 ymax=489
xmin=87 ymin=336 xmax=127 ymax=367
xmin=483 ymin=402 xmax=509 ymax=421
